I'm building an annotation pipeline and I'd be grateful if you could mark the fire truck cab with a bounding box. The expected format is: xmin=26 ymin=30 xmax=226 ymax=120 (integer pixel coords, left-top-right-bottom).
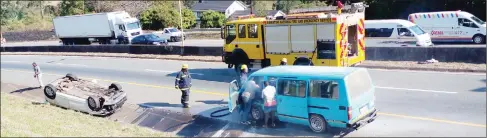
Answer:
xmin=221 ymin=2 xmax=368 ymax=70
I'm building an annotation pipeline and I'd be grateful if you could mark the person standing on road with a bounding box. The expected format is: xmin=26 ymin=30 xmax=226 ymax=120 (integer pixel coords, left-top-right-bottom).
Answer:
xmin=237 ymin=64 xmax=249 ymax=89
xmin=175 ymin=64 xmax=192 ymax=108
xmin=280 ymin=58 xmax=287 ymax=65
xmin=32 ymin=62 xmax=44 ymax=88
xmin=262 ymin=81 xmax=277 ymax=128
xmin=240 ymin=80 xmax=259 ymax=124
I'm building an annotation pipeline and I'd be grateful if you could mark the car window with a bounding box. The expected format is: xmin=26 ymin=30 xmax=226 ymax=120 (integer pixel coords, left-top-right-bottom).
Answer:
xmin=309 ymin=80 xmax=339 ymax=99
xmin=238 ymin=24 xmax=246 ymax=38
xmin=277 ymin=79 xmax=306 ymax=98
xmin=247 ymin=24 xmax=258 ymax=38
xmin=165 ymin=30 xmax=170 ymax=33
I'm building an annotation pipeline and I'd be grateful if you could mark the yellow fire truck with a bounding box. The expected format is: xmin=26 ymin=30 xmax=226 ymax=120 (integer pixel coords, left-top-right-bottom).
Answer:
xmin=220 ymin=2 xmax=367 ymax=69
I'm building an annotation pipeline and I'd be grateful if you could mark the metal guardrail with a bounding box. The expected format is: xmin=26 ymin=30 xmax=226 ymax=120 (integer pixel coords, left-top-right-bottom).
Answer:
xmin=1 ymin=45 xmax=485 ymax=63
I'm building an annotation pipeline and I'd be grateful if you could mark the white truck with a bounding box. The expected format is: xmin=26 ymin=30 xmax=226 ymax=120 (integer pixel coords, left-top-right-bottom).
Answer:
xmin=53 ymin=11 xmax=143 ymax=45
xmin=409 ymin=11 xmax=486 ymax=44
xmin=152 ymin=27 xmax=186 ymax=42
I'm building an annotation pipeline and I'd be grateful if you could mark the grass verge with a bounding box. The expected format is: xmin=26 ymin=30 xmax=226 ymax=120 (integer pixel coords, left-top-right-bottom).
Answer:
xmin=0 ymin=92 xmax=172 ymax=137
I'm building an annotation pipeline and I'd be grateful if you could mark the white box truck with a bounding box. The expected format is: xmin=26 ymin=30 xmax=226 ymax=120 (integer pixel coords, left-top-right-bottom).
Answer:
xmin=53 ymin=11 xmax=143 ymax=45
xmin=409 ymin=11 xmax=486 ymax=44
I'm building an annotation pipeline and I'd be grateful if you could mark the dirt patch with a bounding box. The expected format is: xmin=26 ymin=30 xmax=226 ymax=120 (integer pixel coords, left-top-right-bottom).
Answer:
xmin=1 ymin=52 xmax=485 ymax=73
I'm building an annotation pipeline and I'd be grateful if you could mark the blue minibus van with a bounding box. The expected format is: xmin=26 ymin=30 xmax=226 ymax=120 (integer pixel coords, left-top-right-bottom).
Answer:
xmin=228 ymin=66 xmax=378 ymax=133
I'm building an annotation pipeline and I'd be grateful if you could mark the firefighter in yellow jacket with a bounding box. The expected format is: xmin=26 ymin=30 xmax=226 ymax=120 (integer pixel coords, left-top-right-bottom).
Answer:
xmin=175 ymin=64 xmax=192 ymax=108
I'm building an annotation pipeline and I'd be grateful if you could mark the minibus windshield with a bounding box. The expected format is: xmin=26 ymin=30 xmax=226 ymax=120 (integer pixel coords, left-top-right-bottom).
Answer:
xmin=408 ymin=25 xmax=426 ymax=35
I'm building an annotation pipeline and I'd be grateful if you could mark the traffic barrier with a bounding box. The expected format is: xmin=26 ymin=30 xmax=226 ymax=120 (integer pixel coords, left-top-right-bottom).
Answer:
xmin=1 ymin=45 xmax=485 ymax=63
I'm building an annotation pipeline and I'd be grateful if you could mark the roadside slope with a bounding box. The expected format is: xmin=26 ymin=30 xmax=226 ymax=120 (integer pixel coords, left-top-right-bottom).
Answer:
xmin=0 ymin=92 xmax=172 ymax=137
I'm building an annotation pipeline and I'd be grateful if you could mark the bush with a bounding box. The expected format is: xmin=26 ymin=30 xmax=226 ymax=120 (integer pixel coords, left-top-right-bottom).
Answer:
xmin=139 ymin=2 xmax=196 ymax=30
xmin=200 ymin=10 xmax=225 ymax=28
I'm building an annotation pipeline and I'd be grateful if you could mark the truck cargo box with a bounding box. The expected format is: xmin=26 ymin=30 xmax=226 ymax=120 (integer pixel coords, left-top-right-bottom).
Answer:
xmin=53 ymin=13 xmax=113 ymax=38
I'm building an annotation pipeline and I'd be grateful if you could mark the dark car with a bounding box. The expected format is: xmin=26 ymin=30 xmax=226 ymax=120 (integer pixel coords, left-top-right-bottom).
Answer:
xmin=131 ymin=34 xmax=168 ymax=45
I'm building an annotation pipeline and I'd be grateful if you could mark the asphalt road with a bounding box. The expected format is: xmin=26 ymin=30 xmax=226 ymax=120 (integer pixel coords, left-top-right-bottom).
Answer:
xmin=1 ymin=39 xmax=484 ymax=47
xmin=1 ymin=55 xmax=485 ymax=137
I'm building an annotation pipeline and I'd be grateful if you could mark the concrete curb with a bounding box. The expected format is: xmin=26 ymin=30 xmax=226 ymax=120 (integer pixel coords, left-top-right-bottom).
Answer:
xmin=2 ymin=52 xmax=485 ymax=73
xmin=358 ymin=65 xmax=486 ymax=73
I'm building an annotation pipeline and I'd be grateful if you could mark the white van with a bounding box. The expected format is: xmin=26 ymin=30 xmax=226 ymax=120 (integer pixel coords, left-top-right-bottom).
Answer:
xmin=364 ymin=19 xmax=433 ymax=47
xmin=409 ymin=11 xmax=486 ymax=44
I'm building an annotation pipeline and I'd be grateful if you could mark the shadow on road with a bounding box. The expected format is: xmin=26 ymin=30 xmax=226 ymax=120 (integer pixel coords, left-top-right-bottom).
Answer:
xmin=138 ymin=102 xmax=183 ymax=108
xmin=470 ymin=79 xmax=486 ymax=92
xmin=196 ymin=100 xmax=228 ymax=105
xmin=432 ymin=41 xmax=479 ymax=45
xmin=9 ymin=86 xmax=40 ymax=93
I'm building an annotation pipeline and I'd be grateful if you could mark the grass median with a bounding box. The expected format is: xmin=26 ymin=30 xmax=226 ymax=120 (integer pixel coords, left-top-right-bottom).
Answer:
xmin=0 ymin=92 xmax=172 ymax=137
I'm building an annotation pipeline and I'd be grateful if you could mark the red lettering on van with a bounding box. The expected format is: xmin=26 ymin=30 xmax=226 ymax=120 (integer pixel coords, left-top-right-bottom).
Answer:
xmin=430 ymin=30 xmax=444 ymax=36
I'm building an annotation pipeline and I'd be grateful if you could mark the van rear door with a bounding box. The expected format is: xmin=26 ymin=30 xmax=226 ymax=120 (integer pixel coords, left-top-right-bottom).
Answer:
xmin=344 ymin=69 xmax=375 ymax=123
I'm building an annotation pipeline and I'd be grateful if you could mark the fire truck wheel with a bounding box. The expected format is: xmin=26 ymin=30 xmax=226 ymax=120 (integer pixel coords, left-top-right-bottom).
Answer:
xmin=293 ymin=57 xmax=314 ymax=66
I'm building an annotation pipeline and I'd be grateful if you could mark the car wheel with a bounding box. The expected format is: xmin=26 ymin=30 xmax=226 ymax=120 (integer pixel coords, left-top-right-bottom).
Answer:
xmin=309 ymin=114 xmax=327 ymax=133
xmin=44 ymin=84 xmax=57 ymax=100
xmin=251 ymin=105 xmax=264 ymax=121
xmin=66 ymin=73 xmax=78 ymax=81
xmin=87 ymin=96 xmax=102 ymax=111
xmin=109 ymin=83 xmax=122 ymax=91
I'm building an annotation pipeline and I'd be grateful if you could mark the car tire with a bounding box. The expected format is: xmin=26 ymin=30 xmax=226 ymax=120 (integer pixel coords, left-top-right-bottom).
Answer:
xmin=109 ymin=83 xmax=122 ymax=91
xmin=251 ymin=104 xmax=264 ymax=121
xmin=87 ymin=96 xmax=102 ymax=111
xmin=44 ymin=84 xmax=57 ymax=100
xmin=293 ymin=57 xmax=314 ymax=66
xmin=309 ymin=114 xmax=327 ymax=133
xmin=66 ymin=73 xmax=78 ymax=81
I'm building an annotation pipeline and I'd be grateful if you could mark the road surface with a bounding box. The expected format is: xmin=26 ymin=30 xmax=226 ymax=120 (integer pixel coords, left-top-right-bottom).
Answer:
xmin=1 ymin=39 xmax=484 ymax=47
xmin=1 ymin=55 xmax=485 ymax=137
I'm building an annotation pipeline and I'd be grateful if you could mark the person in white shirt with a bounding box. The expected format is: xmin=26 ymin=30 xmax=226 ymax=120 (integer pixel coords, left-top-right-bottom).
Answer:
xmin=262 ymin=81 xmax=277 ymax=127
xmin=32 ymin=62 xmax=44 ymax=88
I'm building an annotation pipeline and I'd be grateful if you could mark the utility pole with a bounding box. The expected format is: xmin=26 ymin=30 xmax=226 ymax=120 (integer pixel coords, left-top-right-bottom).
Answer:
xmin=179 ymin=0 xmax=185 ymax=56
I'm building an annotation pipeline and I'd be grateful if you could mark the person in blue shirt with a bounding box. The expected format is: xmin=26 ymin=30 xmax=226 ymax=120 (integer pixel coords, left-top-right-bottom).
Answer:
xmin=175 ymin=64 xmax=192 ymax=108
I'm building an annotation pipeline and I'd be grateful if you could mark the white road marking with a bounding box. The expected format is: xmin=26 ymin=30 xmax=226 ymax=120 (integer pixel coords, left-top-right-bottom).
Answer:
xmin=145 ymin=69 xmax=204 ymax=76
xmin=1 ymin=61 xmax=21 ymax=63
xmin=53 ymin=63 xmax=88 ymax=67
xmin=368 ymin=68 xmax=485 ymax=76
xmin=211 ymin=123 xmax=230 ymax=137
xmin=376 ymin=86 xmax=458 ymax=94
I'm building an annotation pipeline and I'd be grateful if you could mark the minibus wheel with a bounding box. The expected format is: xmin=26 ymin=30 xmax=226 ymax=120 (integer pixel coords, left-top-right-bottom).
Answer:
xmin=472 ymin=34 xmax=485 ymax=44
xmin=309 ymin=114 xmax=327 ymax=133
xmin=251 ymin=105 xmax=264 ymax=121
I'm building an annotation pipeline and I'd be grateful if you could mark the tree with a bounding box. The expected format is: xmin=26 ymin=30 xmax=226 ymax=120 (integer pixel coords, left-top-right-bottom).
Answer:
xmin=182 ymin=0 xmax=196 ymax=9
xmin=58 ymin=0 xmax=85 ymax=16
xmin=139 ymin=1 xmax=196 ymax=30
xmin=200 ymin=10 xmax=226 ymax=28
xmin=252 ymin=1 xmax=275 ymax=17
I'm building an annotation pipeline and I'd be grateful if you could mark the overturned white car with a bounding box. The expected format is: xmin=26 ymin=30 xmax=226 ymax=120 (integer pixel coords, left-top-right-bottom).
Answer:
xmin=43 ymin=73 xmax=127 ymax=116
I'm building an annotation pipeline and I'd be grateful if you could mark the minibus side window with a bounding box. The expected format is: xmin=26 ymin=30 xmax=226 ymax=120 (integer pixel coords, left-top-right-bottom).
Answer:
xmin=309 ymin=80 xmax=339 ymax=99
xmin=365 ymin=28 xmax=394 ymax=37
xmin=277 ymin=79 xmax=306 ymax=98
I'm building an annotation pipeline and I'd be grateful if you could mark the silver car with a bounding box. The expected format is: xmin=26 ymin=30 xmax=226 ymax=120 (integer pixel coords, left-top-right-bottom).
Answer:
xmin=43 ymin=73 xmax=127 ymax=116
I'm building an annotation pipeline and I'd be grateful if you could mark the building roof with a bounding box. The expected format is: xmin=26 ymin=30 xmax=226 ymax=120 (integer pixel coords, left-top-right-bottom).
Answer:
xmin=192 ymin=0 xmax=246 ymax=12
xmin=228 ymin=10 xmax=284 ymax=20
xmin=250 ymin=66 xmax=364 ymax=79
